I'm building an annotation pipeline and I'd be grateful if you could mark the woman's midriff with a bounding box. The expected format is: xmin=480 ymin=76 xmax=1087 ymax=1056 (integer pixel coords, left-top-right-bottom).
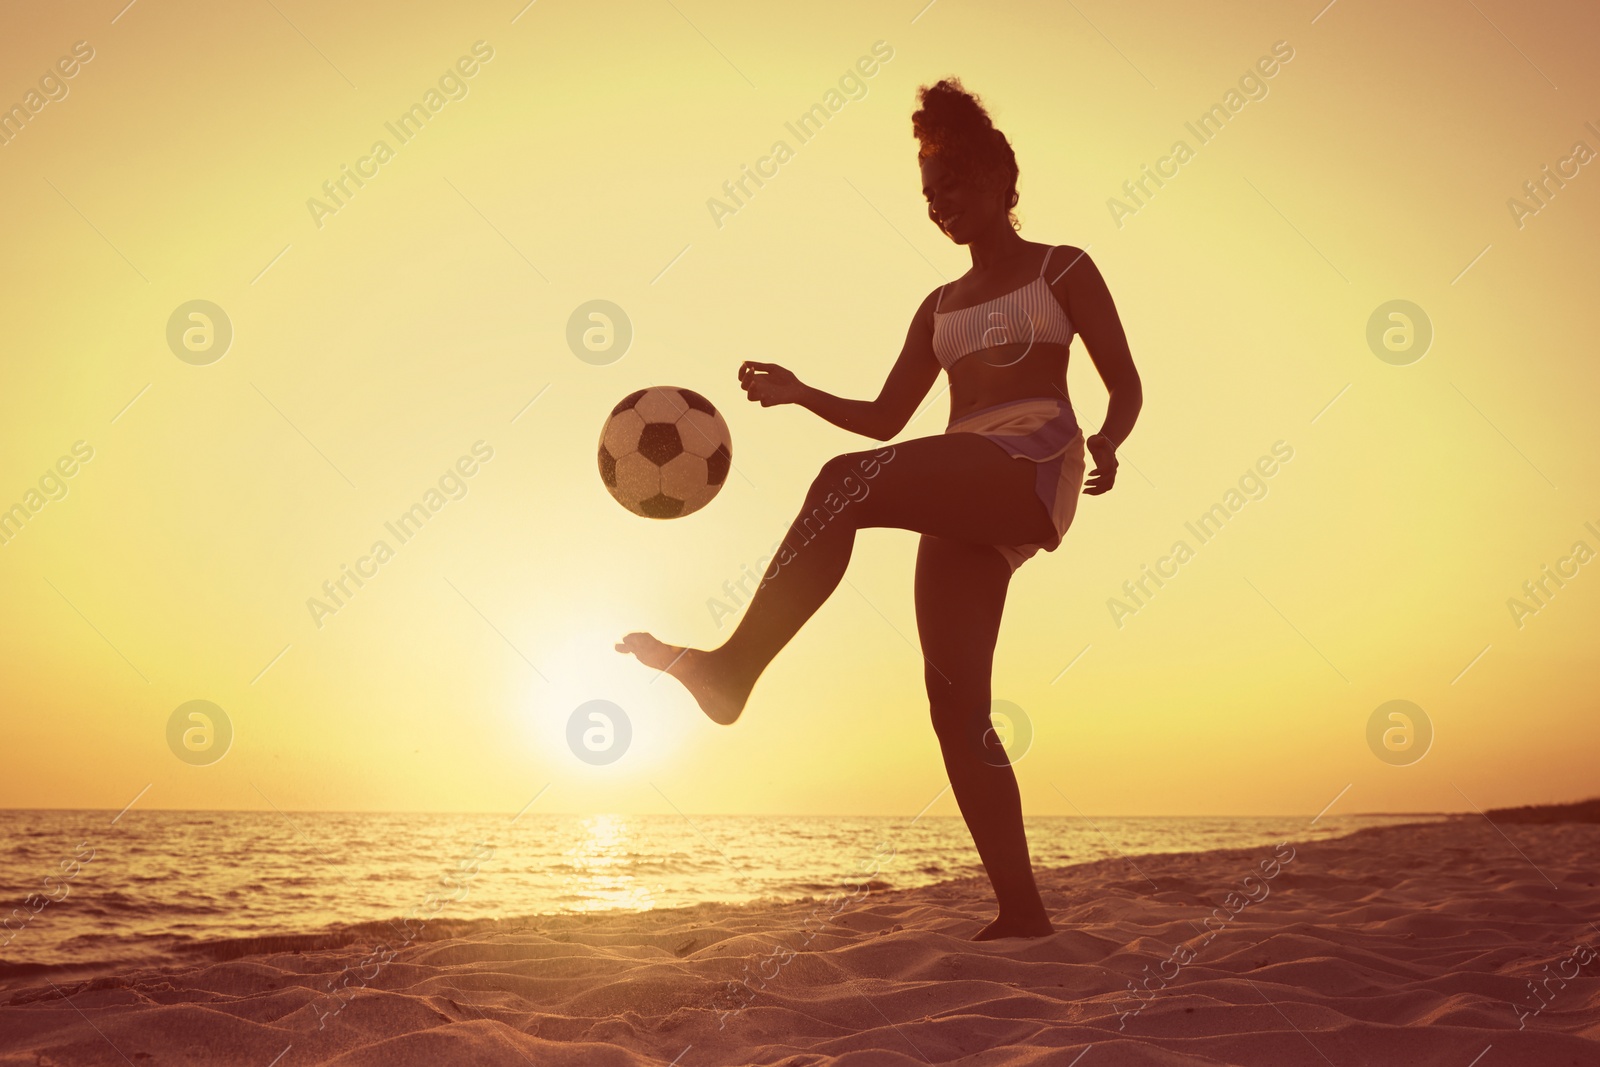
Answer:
xmin=944 ymin=344 xmax=1070 ymax=422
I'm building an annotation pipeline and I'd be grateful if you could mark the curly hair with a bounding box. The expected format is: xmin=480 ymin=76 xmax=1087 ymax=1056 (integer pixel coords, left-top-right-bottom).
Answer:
xmin=911 ymin=77 xmax=1020 ymax=230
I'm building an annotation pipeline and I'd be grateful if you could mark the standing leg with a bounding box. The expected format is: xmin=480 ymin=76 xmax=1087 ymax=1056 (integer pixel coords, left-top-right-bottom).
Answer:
xmin=915 ymin=533 xmax=1053 ymax=939
xmin=616 ymin=434 xmax=1055 ymax=723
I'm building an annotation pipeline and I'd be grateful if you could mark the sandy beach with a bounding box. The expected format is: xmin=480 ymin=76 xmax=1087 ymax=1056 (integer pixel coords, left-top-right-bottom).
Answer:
xmin=4 ymin=817 xmax=1597 ymax=1066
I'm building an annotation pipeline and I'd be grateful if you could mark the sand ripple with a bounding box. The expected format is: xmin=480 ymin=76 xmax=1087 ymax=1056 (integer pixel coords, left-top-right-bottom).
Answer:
xmin=4 ymin=820 xmax=1597 ymax=1066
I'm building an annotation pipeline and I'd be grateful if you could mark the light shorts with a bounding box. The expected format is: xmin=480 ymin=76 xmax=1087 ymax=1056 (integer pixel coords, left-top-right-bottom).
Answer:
xmin=945 ymin=396 xmax=1087 ymax=573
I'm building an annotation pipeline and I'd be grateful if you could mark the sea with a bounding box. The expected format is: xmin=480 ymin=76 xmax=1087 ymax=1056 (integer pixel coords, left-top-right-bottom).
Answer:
xmin=0 ymin=809 xmax=1439 ymax=980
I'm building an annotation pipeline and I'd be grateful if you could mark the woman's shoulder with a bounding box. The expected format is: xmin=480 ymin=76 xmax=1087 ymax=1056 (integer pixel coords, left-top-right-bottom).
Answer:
xmin=1041 ymin=243 xmax=1096 ymax=288
xmin=1042 ymin=242 xmax=1090 ymax=266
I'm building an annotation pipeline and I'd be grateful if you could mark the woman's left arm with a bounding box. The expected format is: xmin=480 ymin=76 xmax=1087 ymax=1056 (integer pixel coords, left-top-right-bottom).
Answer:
xmin=1055 ymin=247 xmax=1142 ymax=495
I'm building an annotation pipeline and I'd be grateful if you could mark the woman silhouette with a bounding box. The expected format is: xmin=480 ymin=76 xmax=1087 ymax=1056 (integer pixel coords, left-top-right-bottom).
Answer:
xmin=619 ymin=77 xmax=1142 ymax=939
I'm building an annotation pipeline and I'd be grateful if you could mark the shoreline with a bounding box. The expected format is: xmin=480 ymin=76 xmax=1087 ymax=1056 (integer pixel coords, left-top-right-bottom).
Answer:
xmin=4 ymin=817 xmax=1597 ymax=1064
xmin=2 ymin=815 xmax=1451 ymax=989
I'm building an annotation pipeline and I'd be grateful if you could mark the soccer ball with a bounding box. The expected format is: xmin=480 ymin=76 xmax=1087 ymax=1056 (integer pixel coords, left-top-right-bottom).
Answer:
xmin=598 ymin=386 xmax=732 ymax=518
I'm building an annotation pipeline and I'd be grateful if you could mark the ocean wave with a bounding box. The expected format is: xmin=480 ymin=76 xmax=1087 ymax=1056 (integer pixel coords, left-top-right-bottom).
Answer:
xmin=0 ymin=811 xmax=1442 ymax=970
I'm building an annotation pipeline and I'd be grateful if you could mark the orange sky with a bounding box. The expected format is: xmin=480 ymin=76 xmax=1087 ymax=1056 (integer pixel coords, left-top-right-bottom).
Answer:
xmin=1 ymin=0 xmax=1596 ymax=819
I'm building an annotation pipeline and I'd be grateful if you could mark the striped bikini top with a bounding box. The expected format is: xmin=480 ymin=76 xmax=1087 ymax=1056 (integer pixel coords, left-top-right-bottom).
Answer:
xmin=931 ymin=246 xmax=1075 ymax=369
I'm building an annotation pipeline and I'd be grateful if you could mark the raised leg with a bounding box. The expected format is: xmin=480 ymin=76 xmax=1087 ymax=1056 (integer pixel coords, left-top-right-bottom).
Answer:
xmin=616 ymin=433 xmax=1054 ymax=723
xmin=914 ymin=533 xmax=1053 ymax=939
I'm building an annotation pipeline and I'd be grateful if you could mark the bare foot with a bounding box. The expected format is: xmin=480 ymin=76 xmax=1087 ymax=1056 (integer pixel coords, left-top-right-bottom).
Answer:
xmin=973 ymin=913 xmax=1055 ymax=941
xmin=614 ymin=633 xmax=755 ymax=725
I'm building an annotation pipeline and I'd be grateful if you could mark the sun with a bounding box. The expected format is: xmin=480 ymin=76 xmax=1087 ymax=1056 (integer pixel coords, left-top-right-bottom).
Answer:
xmin=520 ymin=624 xmax=702 ymax=777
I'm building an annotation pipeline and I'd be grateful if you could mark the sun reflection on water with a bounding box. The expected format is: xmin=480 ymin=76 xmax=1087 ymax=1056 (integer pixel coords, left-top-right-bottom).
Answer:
xmin=561 ymin=814 xmax=658 ymax=912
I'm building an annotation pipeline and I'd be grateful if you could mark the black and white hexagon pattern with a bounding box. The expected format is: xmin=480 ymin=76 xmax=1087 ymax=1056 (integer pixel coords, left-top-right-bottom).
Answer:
xmin=597 ymin=386 xmax=733 ymax=518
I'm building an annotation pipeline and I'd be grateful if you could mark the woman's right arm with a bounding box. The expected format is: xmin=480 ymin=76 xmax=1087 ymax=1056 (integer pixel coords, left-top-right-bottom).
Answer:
xmin=792 ymin=383 xmax=889 ymax=440
xmin=739 ymin=290 xmax=942 ymax=442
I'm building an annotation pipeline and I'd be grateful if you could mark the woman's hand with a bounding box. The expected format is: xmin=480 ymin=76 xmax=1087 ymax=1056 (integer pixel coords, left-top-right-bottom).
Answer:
xmin=739 ymin=361 xmax=806 ymax=407
xmin=1084 ymin=433 xmax=1119 ymax=495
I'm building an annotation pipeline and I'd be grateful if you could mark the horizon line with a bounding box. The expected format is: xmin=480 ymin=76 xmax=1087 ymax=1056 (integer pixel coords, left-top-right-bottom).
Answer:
xmin=0 ymin=806 xmax=1467 ymax=818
